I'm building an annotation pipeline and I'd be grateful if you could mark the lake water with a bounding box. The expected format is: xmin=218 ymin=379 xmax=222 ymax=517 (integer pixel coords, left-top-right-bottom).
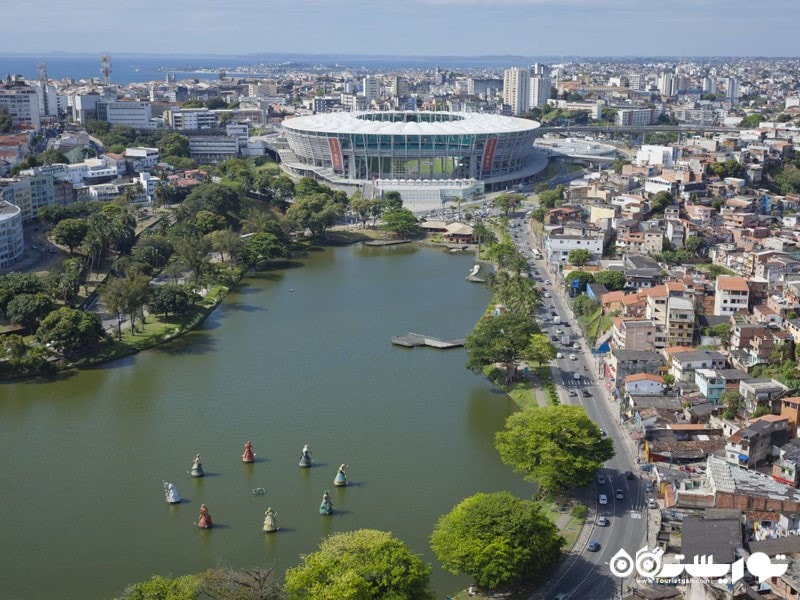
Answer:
xmin=0 ymin=244 xmax=532 ymax=599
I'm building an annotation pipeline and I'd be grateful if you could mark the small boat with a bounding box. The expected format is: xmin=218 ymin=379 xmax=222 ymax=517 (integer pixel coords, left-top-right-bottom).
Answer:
xmin=163 ymin=481 xmax=182 ymax=504
xmin=319 ymin=490 xmax=333 ymax=515
xmin=333 ymin=464 xmax=348 ymax=487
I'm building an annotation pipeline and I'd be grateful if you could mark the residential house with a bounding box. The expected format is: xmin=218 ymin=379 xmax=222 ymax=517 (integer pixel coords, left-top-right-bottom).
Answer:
xmin=611 ymin=318 xmax=663 ymax=352
xmin=725 ymin=416 xmax=791 ymax=469
xmin=624 ymin=373 xmax=665 ymax=396
xmin=714 ymin=276 xmax=750 ymax=316
xmin=739 ymin=378 xmax=790 ymax=417
xmin=670 ymin=350 xmax=727 ymax=383
xmin=604 ymin=349 xmax=665 ymax=390
xmin=623 ymin=255 xmax=662 ymax=290
xmin=773 ymin=439 xmax=800 ymax=486
xmin=695 ymin=369 xmax=726 ymax=405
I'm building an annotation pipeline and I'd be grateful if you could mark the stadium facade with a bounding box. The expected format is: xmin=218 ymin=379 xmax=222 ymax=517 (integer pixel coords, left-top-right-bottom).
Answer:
xmin=278 ymin=112 xmax=545 ymax=205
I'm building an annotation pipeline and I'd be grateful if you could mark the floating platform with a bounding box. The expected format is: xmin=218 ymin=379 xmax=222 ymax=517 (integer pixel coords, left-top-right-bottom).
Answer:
xmin=364 ymin=239 xmax=411 ymax=247
xmin=391 ymin=332 xmax=466 ymax=349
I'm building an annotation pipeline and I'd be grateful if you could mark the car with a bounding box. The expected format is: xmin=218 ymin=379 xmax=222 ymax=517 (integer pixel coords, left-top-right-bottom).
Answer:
xmin=646 ymin=483 xmax=653 ymax=493
xmin=569 ymin=390 xmax=578 ymax=397
xmin=544 ymin=279 xmax=551 ymax=285
xmin=556 ymin=352 xmax=564 ymax=359
xmin=625 ymin=471 xmax=635 ymax=480
xmin=551 ymin=311 xmax=558 ymax=317
xmin=587 ymin=540 xmax=600 ymax=552
xmin=648 ymin=499 xmax=658 ymax=509
xmin=573 ymin=342 xmax=581 ymax=350
xmin=615 ymin=489 xmax=624 ymax=500
xmin=596 ymin=474 xmax=606 ymax=485
xmin=556 ymin=328 xmax=562 ymax=334
xmin=563 ymin=322 xmax=570 ymax=327
xmin=543 ymin=292 xmax=551 ymax=298
xmin=598 ymin=494 xmax=608 ymax=505
xmin=581 ymin=389 xmax=592 ymax=398
xmin=597 ymin=516 xmax=609 ymax=527
xmin=569 ymin=353 xmax=577 ymax=360
xmin=600 ymin=429 xmax=606 ymax=437
xmin=573 ymin=372 xmax=581 ymax=381
xmin=551 ymin=335 xmax=559 ymax=342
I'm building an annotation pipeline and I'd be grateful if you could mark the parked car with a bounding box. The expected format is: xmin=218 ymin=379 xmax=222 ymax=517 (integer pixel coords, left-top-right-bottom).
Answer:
xmin=598 ymin=494 xmax=608 ymax=505
xmin=573 ymin=342 xmax=581 ymax=350
xmin=597 ymin=516 xmax=609 ymax=527
xmin=556 ymin=353 xmax=564 ymax=359
xmin=648 ymin=499 xmax=658 ymax=509
xmin=569 ymin=353 xmax=577 ymax=360
xmin=615 ymin=489 xmax=624 ymax=500
xmin=581 ymin=389 xmax=592 ymax=398
xmin=551 ymin=335 xmax=559 ymax=342
xmin=596 ymin=474 xmax=606 ymax=485
xmin=569 ymin=390 xmax=578 ymax=397
xmin=587 ymin=540 xmax=600 ymax=552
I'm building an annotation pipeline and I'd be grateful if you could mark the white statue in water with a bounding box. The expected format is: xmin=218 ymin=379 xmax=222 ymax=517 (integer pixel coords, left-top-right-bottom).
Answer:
xmin=163 ymin=481 xmax=182 ymax=504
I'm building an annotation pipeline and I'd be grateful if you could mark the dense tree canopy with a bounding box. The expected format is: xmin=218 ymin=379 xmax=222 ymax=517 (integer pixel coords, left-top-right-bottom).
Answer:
xmin=36 ymin=307 xmax=105 ymax=360
xmin=286 ymin=194 xmax=343 ymax=238
xmin=380 ymin=207 xmax=420 ymax=238
xmin=430 ymin=492 xmax=564 ymax=589
xmin=6 ymin=293 xmax=54 ymax=331
xmin=284 ymin=529 xmax=433 ymax=600
xmin=465 ymin=312 xmax=540 ymax=385
xmin=567 ymin=249 xmax=591 ymax=266
xmin=495 ymin=405 xmax=615 ymax=492
xmin=592 ymin=270 xmax=627 ymax=291
xmin=52 ymin=218 xmax=90 ymax=254
xmin=564 ymin=270 xmax=594 ymax=293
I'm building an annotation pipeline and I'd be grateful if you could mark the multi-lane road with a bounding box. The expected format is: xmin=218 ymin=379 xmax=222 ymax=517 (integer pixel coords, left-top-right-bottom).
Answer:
xmin=508 ymin=211 xmax=648 ymax=600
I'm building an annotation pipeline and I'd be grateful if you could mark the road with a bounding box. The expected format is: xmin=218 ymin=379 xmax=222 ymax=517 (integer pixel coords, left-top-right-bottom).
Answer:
xmin=508 ymin=211 xmax=647 ymax=600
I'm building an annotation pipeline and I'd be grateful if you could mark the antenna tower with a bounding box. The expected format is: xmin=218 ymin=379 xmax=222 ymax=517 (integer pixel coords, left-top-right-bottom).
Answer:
xmin=100 ymin=53 xmax=112 ymax=84
xmin=37 ymin=62 xmax=48 ymax=82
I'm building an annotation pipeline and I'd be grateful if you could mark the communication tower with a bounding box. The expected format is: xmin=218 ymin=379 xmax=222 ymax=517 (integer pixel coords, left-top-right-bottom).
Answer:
xmin=100 ymin=53 xmax=112 ymax=84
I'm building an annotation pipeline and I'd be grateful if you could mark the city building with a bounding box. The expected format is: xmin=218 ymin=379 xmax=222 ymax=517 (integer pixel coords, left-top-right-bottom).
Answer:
xmin=0 ymin=200 xmax=23 ymax=267
xmin=503 ymin=67 xmax=529 ymax=116
xmin=714 ymin=276 xmax=750 ymax=316
xmin=0 ymin=77 xmax=41 ymax=129
xmin=164 ymin=108 xmax=218 ymax=130
xmin=98 ymin=100 xmax=153 ymax=128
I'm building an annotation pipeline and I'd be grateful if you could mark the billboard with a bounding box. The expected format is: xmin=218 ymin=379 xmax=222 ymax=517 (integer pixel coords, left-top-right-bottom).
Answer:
xmin=481 ymin=137 xmax=498 ymax=172
xmin=328 ymin=137 xmax=343 ymax=171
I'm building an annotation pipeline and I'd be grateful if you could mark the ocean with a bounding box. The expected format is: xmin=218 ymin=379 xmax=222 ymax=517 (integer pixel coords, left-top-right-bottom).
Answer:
xmin=0 ymin=53 xmax=550 ymax=85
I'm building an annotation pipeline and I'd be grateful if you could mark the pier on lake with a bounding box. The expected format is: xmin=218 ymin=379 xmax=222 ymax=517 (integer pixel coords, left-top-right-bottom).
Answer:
xmin=391 ymin=332 xmax=466 ymax=349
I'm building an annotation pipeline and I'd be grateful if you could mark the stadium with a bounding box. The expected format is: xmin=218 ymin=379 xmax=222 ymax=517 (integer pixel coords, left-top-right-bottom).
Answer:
xmin=277 ymin=112 xmax=546 ymax=210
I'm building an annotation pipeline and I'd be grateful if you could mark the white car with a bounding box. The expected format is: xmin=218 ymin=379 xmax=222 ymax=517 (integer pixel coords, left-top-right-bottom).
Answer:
xmin=598 ymin=494 xmax=608 ymax=505
xmin=544 ymin=279 xmax=551 ymax=285
xmin=569 ymin=353 xmax=577 ymax=360
xmin=573 ymin=342 xmax=581 ymax=350
xmin=556 ymin=353 xmax=564 ymax=359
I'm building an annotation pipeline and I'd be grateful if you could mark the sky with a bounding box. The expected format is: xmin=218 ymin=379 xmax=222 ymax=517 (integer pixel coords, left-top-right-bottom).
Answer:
xmin=1 ymin=0 xmax=798 ymax=57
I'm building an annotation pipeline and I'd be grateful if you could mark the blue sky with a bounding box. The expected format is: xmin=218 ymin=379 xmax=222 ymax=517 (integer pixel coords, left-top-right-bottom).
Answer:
xmin=1 ymin=0 xmax=798 ymax=57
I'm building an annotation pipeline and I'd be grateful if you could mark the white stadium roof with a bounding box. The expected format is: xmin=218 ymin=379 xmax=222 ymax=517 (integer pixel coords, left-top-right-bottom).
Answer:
xmin=282 ymin=112 xmax=540 ymax=136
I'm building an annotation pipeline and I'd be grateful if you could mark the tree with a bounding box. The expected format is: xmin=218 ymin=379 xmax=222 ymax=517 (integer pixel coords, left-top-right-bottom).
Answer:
xmin=493 ymin=193 xmax=524 ymax=216
xmin=148 ymin=284 xmax=191 ymax=322
xmin=537 ymin=187 xmax=563 ymax=210
xmin=564 ymin=270 xmax=594 ymax=293
xmin=721 ymin=391 xmax=744 ymax=420
xmin=573 ymin=294 xmax=599 ymax=318
xmin=0 ymin=272 xmax=45 ymax=317
xmin=286 ymin=193 xmax=344 ymax=238
xmin=484 ymin=240 xmax=517 ymax=270
xmin=567 ymin=248 xmax=591 ymax=266
xmin=0 ymin=107 xmax=11 ymax=133
xmin=380 ymin=208 xmax=420 ymax=239
xmin=6 ymin=293 xmax=54 ymax=331
xmin=495 ymin=405 xmax=615 ymax=493
xmin=430 ymin=492 xmax=564 ymax=590
xmin=471 ymin=220 xmax=496 ymax=247
xmin=194 ymin=210 xmax=227 ymax=235
xmin=39 ymin=148 xmax=70 ymax=165
xmin=116 ymin=574 xmax=201 ymax=600
xmin=173 ymin=235 xmax=212 ymax=285
xmin=284 ymin=529 xmax=433 ymax=600
xmin=199 ymin=566 xmax=284 ymax=600
xmin=465 ymin=312 xmax=540 ymax=385
xmin=36 ymin=307 xmax=105 ymax=360
xmin=52 ymin=218 xmax=90 ymax=255
xmin=740 ymin=113 xmax=764 ymax=129
xmin=209 ymin=229 xmax=243 ymax=264
xmin=592 ymin=270 xmax=626 ymax=291
xmin=525 ymin=333 xmax=557 ymax=367
xmin=158 ymin=132 xmax=191 ymax=158
xmin=383 ymin=190 xmax=403 ymax=211
xmin=649 ymin=191 xmax=674 ymax=216
xmin=704 ymin=322 xmax=732 ymax=344
xmin=487 ymin=271 xmax=540 ymax=316
xmin=238 ymin=232 xmax=287 ymax=269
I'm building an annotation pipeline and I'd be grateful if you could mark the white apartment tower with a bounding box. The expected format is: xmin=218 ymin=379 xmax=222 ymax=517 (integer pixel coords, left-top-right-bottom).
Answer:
xmin=529 ymin=63 xmax=551 ymax=108
xmin=362 ymin=76 xmax=381 ymax=102
xmin=725 ymin=77 xmax=740 ymax=103
xmin=503 ymin=67 xmax=529 ymax=116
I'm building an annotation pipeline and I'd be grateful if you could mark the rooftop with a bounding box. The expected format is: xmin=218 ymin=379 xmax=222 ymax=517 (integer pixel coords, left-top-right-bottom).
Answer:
xmin=716 ymin=275 xmax=750 ymax=292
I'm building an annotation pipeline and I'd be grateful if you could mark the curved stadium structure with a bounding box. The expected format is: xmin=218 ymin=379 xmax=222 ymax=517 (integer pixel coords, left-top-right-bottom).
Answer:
xmin=279 ymin=112 xmax=543 ymax=197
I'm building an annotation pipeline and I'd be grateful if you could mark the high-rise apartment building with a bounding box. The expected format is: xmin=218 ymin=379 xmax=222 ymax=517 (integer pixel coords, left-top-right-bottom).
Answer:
xmin=503 ymin=67 xmax=529 ymax=116
xmin=529 ymin=63 xmax=551 ymax=108
xmin=362 ymin=76 xmax=381 ymax=102
xmin=0 ymin=78 xmax=41 ymax=129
